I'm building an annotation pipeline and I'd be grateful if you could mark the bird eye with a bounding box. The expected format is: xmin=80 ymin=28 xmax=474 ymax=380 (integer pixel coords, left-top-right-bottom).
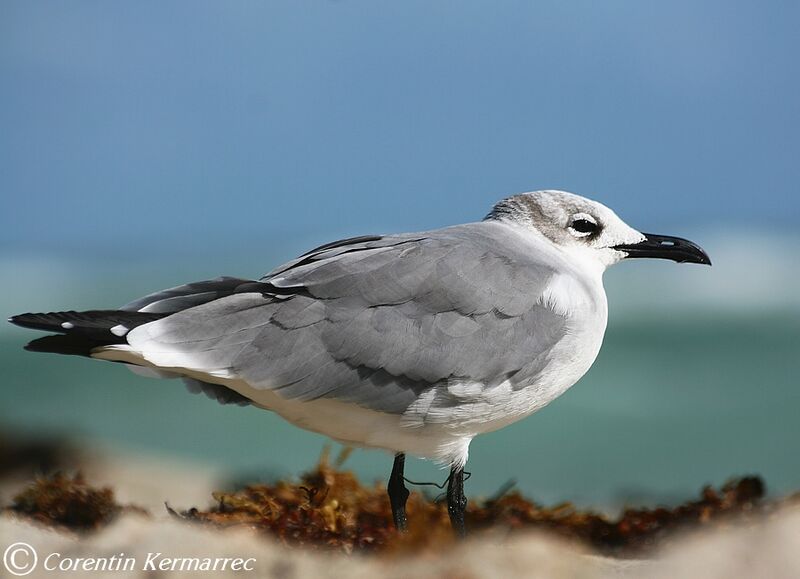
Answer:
xmin=571 ymin=219 xmax=597 ymax=233
xmin=568 ymin=214 xmax=600 ymax=238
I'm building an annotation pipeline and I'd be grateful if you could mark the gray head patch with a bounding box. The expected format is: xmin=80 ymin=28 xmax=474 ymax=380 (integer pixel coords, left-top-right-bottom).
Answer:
xmin=485 ymin=190 xmax=643 ymax=253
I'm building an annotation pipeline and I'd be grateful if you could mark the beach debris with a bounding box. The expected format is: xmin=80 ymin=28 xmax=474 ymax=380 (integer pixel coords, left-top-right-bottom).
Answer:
xmin=3 ymin=451 xmax=796 ymax=556
xmin=4 ymin=472 xmax=147 ymax=532
xmin=169 ymin=450 xmax=791 ymax=556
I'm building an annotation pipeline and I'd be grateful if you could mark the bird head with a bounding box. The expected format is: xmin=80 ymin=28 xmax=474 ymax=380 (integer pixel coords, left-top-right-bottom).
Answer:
xmin=486 ymin=190 xmax=711 ymax=269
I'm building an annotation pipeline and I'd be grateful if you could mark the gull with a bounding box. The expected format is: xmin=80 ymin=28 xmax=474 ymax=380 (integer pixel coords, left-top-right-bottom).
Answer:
xmin=9 ymin=190 xmax=710 ymax=536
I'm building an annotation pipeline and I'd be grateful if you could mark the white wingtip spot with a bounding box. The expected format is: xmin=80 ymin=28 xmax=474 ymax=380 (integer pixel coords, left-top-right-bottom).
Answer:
xmin=61 ymin=321 xmax=75 ymax=329
xmin=110 ymin=324 xmax=129 ymax=337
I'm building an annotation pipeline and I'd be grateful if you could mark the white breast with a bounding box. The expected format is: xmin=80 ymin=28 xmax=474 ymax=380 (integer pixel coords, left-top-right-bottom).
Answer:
xmin=389 ymin=266 xmax=610 ymax=465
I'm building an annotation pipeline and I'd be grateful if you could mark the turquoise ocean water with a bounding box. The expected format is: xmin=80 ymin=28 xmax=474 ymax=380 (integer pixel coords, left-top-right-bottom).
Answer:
xmin=2 ymin=233 xmax=798 ymax=507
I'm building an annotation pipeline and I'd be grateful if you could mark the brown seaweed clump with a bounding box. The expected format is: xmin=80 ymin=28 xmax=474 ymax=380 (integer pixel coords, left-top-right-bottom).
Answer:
xmin=472 ymin=476 xmax=770 ymax=555
xmin=4 ymin=472 xmax=146 ymax=532
xmin=4 ymin=453 xmax=794 ymax=556
xmin=169 ymin=451 xmax=789 ymax=557
xmin=169 ymin=452 xmax=455 ymax=554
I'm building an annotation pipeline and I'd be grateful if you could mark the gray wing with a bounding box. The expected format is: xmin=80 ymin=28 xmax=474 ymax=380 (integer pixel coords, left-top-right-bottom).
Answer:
xmin=126 ymin=222 xmax=569 ymax=415
xmin=121 ymin=277 xmax=256 ymax=314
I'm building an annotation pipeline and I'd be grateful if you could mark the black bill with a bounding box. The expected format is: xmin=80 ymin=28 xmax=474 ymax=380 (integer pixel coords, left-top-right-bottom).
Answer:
xmin=614 ymin=233 xmax=711 ymax=265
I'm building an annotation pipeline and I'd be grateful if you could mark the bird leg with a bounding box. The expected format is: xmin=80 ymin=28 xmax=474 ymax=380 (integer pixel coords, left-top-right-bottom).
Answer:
xmin=446 ymin=465 xmax=468 ymax=538
xmin=387 ymin=452 xmax=410 ymax=531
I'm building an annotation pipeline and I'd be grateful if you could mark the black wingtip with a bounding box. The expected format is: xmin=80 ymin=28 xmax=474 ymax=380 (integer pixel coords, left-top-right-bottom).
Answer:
xmin=9 ymin=309 xmax=164 ymax=340
xmin=24 ymin=334 xmax=103 ymax=357
xmin=9 ymin=312 xmax=65 ymax=332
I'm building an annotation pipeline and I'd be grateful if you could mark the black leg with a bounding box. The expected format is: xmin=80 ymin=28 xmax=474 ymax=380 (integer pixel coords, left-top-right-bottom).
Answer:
xmin=446 ymin=465 xmax=467 ymax=538
xmin=387 ymin=453 xmax=410 ymax=531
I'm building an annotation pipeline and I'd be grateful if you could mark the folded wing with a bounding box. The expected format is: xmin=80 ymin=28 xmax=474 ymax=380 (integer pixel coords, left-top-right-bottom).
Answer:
xmin=118 ymin=222 xmax=570 ymax=415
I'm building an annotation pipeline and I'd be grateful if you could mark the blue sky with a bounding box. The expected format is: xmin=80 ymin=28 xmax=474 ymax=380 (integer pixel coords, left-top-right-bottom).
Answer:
xmin=1 ymin=1 xmax=798 ymax=257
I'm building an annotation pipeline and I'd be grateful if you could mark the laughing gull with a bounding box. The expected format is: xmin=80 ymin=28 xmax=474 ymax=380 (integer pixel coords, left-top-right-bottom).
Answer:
xmin=10 ymin=190 xmax=710 ymax=536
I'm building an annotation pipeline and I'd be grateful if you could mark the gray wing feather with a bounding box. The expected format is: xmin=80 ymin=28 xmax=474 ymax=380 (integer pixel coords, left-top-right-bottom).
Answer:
xmin=121 ymin=277 xmax=254 ymax=314
xmin=129 ymin=222 xmax=568 ymax=414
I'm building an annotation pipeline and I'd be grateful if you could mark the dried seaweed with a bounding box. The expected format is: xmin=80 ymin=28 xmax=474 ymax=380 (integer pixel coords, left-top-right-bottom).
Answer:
xmin=170 ymin=451 xmax=443 ymax=554
xmin=4 ymin=451 xmax=797 ymax=556
xmin=171 ymin=450 xmax=795 ymax=557
xmin=4 ymin=472 xmax=147 ymax=532
xmin=471 ymin=476 xmax=772 ymax=555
